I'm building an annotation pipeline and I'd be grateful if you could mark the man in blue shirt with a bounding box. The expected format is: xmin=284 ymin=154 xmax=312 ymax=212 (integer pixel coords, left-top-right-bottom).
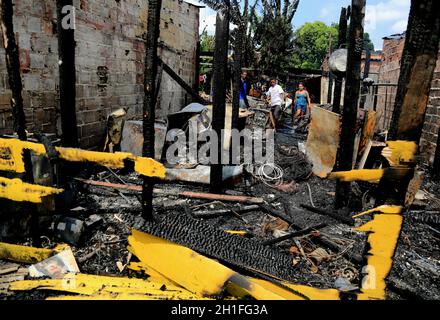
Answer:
xmin=239 ymin=71 xmax=250 ymax=109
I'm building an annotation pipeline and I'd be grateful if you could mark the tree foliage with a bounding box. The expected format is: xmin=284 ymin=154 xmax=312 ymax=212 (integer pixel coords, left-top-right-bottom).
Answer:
xmin=291 ymin=21 xmax=339 ymax=69
xmin=200 ymin=30 xmax=215 ymax=52
xmin=291 ymin=21 xmax=375 ymax=70
xmin=254 ymin=0 xmax=300 ymax=75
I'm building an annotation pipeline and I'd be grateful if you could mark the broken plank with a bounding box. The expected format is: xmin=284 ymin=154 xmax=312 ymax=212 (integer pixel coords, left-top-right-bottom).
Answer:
xmin=300 ymin=204 xmax=354 ymax=226
xmin=262 ymin=224 xmax=327 ymax=246
xmin=74 ymin=178 xmax=264 ymax=204
xmin=192 ymin=205 xmax=260 ymax=219
xmin=158 ymin=58 xmax=209 ymax=105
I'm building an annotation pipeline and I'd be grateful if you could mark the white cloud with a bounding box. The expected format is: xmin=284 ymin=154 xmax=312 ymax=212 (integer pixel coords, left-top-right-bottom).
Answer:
xmin=199 ymin=8 xmax=217 ymax=34
xmin=366 ymin=0 xmax=410 ymax=24
xmin=319 ymin=7 xmax=331 ymax=19
xmin=199 ymin=7 xmax=237 ymax=35
xmin=391 ymin=19 xmax=408 ymax=33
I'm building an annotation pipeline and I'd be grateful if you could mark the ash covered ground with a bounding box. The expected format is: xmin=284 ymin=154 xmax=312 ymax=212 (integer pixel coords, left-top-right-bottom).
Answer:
xmin=3 ymin=129 xmax=440 ymax=300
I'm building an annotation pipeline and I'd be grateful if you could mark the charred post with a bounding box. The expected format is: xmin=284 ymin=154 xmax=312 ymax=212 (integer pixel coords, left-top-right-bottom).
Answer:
xmin=210 ymin=6 xmax=230 ymax=193
xmin=335 ymin=0 xmax=365 ymax=210
xmin=194 ymin=40 xmax=201 ymax=95
xmin=142 ymin=0 xmax=162 ymax=221
xmin=56 ymin=0 xmax=79 ymax=148
xmin=379 ymin=0 xmax=440 ymax=200
xmin=332 ymin=7 xmax=348 ymax=114
xmin=0 ymin=0 xmax=33 ymax=183
xmin=359 ymin=48 xmax=371 ymax=109
xmin=388 ymin=0 xmax=440 ymax=142
xmin=231 ymin=1 xmax=248 ymax=131
xmin=434 ymin=131 xmax=440 ymax=180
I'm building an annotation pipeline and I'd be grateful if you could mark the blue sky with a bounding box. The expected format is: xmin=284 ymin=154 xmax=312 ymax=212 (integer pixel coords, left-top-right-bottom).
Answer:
xmin=187 ymin=0 xmax=411 ymax=50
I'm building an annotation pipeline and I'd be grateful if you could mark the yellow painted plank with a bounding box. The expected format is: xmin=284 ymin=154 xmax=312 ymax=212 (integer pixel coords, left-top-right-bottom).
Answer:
xmin=383 ymin=141 xmax=417 ymax=166
xmin=0 ymin=138 xmax=166 ymax=179
xmin=0 ymin=243 xmax=56 ymax=264
xmin=128 ymin=230 xmax=340 ymax=300
xmin=0 ymin=177 xmax=63 ymax=203
xmin=352 ymin=205 xmax=402 ymax=219
xmin=329 ymin=169 xmax=384 ymax=182
xmin=355 ymin=208 xmax=403 ymax=300
xmin=10 ymin=273 xmax=201 ymax=300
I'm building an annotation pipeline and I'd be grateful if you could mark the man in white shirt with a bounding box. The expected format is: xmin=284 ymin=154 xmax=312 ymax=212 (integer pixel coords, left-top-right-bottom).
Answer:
xmin=265 ymin=79 xmax=285 ymax=129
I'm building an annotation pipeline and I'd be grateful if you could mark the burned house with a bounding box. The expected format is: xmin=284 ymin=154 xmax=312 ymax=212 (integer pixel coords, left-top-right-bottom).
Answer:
xmin=0 ymin=0 xmax=439 ymax=303
xmin=0 ymin=0 xmax=201 ymax=149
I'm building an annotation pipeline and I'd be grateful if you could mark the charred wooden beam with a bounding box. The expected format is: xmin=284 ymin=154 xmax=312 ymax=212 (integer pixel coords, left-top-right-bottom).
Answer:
xmin=335 ymin=0 xmax=365 ymax=210
xmin=158 ymin=58 xmax=209 ymax=105
xmin=0 ymin=0 xmax=33 ymax=183
xmin=300 ymin=204 xmax=355 ymax=226
xmin=262 ymin=223 xmax=327 ymax=246
xmin=210 ymin=7 xmax=230 ymax=193
xmin=327 ymin=72 xmax=334 ymax=104
xmin=433 ymin=131 xmax=440 ymax=180
xmin=142 ymin=0 xmax=162 ymax=221
xmin=332 ymin=7 xmax=348 ymax=114
xmin=231 ymin=15 xmax=246 ymax=131
xmin=56 ymin=0 xmax=78 ymax=148
xmin=193 ymin=41 xmax=201 ymax=94
xmin=389 ymin=0 xmax=440 ymax=142
xmin=380 ymin=0 xmax=440 ymax=200
xmin=359 ymin=48 xmax=371 ymax=109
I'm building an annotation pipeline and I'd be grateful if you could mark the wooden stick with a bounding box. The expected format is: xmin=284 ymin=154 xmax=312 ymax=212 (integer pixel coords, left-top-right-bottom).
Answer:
xmin=75 ymin=178 xmax=264 ymax=204
xmin=262 ymin=224 xmax=327 ymax=246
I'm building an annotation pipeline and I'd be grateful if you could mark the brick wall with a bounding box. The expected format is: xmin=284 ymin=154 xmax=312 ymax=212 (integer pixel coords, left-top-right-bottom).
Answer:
xmin=420 ymin=56 xmax=440 ymax=164
xmin=376 ymin=35 xmax=440 ymax=164
xmin=375 ymin=36 xmax=405 ymax=131
xmin=0 ymin=0 xmax=200 ymax=149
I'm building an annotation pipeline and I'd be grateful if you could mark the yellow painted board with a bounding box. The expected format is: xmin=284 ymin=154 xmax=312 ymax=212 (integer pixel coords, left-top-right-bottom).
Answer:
xmin=355 ymin=209 xmax=403 ymax=300
xmin=0 ymin=177 xmax=63 ymax=203
xmin=128 ymin=230 xmax=340 ymax=300
xmin=0 ymin=243 xmax=57 ymax=264
xmin=10 ymin=273 xmax=200 ymax=299
xmin=0 ymin=138 xmax=166 ymax=179
xmin=329 ymin=169 xmax=384 ymax=182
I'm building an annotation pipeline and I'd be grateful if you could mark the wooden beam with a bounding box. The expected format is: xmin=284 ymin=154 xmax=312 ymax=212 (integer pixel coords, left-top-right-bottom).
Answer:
xmin=210 ymin=7 xmax=230 ymax=193
xmin=56 ymin=0 xmax=78 ymax=148
xmin=158 ymin=58 xmax=209 ymax=105
xmin=332 ymin=7 xmax=348 ymax=114
xmin=193 ymin=41 xmax=201 ymax=94
xmin=389 ymin=0 xmax=440 ymax=141
xmin=335 ymin=0 xmax=365 ymax=209
xmin=0 ymin=0 xmax=33 ymax=183
xmin=142 ymin=0 xmax=162 ymax=221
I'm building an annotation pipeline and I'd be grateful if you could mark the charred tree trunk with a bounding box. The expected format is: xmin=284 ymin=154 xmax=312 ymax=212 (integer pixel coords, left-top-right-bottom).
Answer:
xmin=56 ymin=0 xmax=78 ymax=148
xmin=142 ymin=0 xmax=162 ymax=221
xmin=389 ymin=0 xmax=440 ymax=142
xmin=0 ymin=0 xmax=33 ymax=183
xmin=210 ymin=7 xmax=230 ymax=193
xmin=335 ymin=0 xmax=365 ymax=210
xmin=332 ymin=7 xmax=348 ymax=114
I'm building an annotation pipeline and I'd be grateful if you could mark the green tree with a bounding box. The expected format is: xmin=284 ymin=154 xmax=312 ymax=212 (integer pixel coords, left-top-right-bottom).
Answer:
xmin=254 ymin=0 xmax=300 ymax=75
xmin=291 ymin=22 xmax=375 ymax=70
xmin=200 ymin=30 xmax=215 ymax=52
xmin=291 ymin=21 xmax=339 ymax=69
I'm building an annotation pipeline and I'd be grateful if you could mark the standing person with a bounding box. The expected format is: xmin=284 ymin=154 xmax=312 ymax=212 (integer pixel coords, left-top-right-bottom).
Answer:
xmin=293 ymin=83 xmax=311 ymax=123
xmin=265 ymin=79 xmax=285 ymax=129
xmin=239 ymin=71 xmax=250 ymax=109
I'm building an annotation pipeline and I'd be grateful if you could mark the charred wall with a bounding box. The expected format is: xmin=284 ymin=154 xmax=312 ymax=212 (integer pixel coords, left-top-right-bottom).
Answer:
xmin=0 ymin=0 xmax=200 ymax=149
